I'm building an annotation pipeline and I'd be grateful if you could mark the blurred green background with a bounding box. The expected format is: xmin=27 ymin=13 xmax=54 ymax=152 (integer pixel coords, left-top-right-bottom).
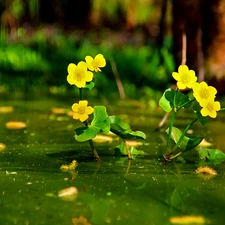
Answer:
xmin=1 ymin=0 xmax=225 ymax=100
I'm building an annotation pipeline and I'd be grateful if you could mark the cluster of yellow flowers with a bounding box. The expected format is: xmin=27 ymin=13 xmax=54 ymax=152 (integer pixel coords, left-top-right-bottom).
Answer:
xmin=67 ymin=54 xmax=106 ymax=122
xmin=172 ymin=65 xmax=221 ymax=118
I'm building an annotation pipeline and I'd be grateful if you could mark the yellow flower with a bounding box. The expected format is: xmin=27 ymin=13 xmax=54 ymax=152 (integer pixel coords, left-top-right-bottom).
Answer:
xmin=72 ymin=100 xmax=94 ymax=122
xmin=67 ymin=62 xmax=93 ymax=88
xmin=200 ymin=99 xmax=221 ymax=118
xmin=85 ymin=54 xmax=106 ymax=72
xmin=72 ymin=216 xmax=91 ymax=225
xmin=172 ymin=65 xmax=197 ymax=90
xmin=193 ymin=82 xmax=217 ymax=103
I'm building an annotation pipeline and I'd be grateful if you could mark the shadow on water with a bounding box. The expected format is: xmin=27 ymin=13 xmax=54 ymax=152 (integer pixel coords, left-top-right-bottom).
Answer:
xmin=0 ymin=98 xmax=225 ymax=225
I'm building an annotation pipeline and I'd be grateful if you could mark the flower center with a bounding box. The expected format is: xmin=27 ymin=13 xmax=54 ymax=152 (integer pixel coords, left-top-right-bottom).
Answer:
xmin=75 ymin=69 xmax=85 ymax=82
xmin=199 ymin=88 xmax=209 ymax=99
xmin=206 ymin=102 xmax=214 ymax=111
xmin=78 ymin=106 xmax=85 ymax=115
xmin=180 ymin=73 xmax=190 ymax=84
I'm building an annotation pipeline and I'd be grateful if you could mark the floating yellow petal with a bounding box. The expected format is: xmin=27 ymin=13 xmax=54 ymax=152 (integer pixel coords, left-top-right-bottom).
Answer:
xmin=72 ymin=216 xmax=92 ymax=225
xmin=5 ymin=121 xmax=27 ymax=130
xmin=169 ymin=215 xmax=206 ymax=224
xmin=0 ymin=106 xmax=14 ymax=113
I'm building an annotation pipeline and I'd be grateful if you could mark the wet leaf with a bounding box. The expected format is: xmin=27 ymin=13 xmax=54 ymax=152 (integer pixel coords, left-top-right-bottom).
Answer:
xmin=196 ymin=146 xmax=225 ymax=163
xmin=109 ymin=115 xmax=146 ymax=140
xmin=166 ymin=126 xmax=203 ymax=151
xmin=115 ymin=142 xmax=144 ymax=157
xmin=75 ymin=106 xmax=110 ymax=142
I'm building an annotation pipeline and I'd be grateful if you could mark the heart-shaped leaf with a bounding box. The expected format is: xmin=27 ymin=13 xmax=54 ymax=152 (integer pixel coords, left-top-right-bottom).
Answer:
xmin=166 ymin=126 xmax=203 ymax=151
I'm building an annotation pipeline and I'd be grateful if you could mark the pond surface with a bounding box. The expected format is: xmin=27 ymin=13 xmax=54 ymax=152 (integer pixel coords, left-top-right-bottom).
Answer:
xmin=0 ymin=98 xmax=225 ymax=225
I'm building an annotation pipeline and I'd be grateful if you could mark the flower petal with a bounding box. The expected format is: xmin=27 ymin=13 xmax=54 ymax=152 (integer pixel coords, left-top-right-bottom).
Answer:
xmin=172 ymin=72 xmax=180 ymax=81
xmin=95 ymin=54 xmax=106 ymax=67
xmin=178 ymin=65 xmax=188 ymax=74
xmin=85 ymin=106 xmax=94 ymax=115
xmin=67 ymin=63 xmax=76 ymax=73
xmin=79 ymin=100 xmax=88 ymax=107
xmin=80 ymin=113 xmax=88 ymax=122
xmin=67 ymin=74 xmax=75 ymax=85
xmin=85 ymin=71 xmax=93 ymax=82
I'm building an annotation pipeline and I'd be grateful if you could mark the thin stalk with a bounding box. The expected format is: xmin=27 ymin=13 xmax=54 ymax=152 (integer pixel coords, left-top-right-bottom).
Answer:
xmin=171 ymin=117 xmax=198 ymax=153
xmin=80 ymin=88 xmax=100 ymax=161
xmin=166 ymin=110 xmax=177 ymax=152
xmin=124 ymin=140 xmax=132 ymax=160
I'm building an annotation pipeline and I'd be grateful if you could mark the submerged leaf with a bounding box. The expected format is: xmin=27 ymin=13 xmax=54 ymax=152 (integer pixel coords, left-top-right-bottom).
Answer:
xmin=166 ymin=126 xmax=203 ymax=151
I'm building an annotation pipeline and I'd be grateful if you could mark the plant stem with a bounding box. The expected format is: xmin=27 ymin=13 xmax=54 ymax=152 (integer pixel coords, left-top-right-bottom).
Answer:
xmin=166 ymin=110 xmax=177 ymax=152
xmin=171 ymin=117 xmax=198 ymax=153
xmin=124 ymin=140 xmax=132 ymax=160
xmin=80 ymin=88 xmax=100 ymax=161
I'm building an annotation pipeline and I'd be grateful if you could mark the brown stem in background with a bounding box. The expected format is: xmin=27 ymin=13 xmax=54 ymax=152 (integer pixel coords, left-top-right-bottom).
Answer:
xmin=181 ymin=32 xmax=186 ymax=65
xmin=110 ymin=57 xmax=126 ymax=101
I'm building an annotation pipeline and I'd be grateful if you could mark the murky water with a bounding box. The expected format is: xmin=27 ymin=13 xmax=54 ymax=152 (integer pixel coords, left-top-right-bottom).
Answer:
xmin=0 ymin=98 xmax=225 ymax=225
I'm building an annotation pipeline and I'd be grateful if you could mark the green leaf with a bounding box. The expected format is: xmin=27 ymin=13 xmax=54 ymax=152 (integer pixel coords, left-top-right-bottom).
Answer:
xmin=84 ymin=80 xmax=95 ymax=90
xmin=193 ymin=101 xmax=208 ymax=125
xmin=159 ymin=88 xmax=192 ymax=112
xmin=75 ymin=106 xmax=110 ymax=142
xmin=196 ymin=146 xmax=225 ymax=163
xmin=109 ymin=115 xmax=146 ymax=140
xmin=114 ymin=142 xmax=145 ymax=157
xmin=166 ymin=126 xmax=203 ymax=151
xmin=159 ymin=88 xmax=173 ymax=112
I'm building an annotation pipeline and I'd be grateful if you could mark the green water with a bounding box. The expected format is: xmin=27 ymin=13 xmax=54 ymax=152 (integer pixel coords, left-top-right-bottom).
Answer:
xmin=0 ymin=98 xmax=225 ymax=225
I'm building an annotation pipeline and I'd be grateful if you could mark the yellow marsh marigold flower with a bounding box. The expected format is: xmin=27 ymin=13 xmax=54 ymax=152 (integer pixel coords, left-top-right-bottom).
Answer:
xmin=72 ymin=100 xmax=94 ymax=122
xmin=200 ymin=98 xmax=221 ymax=118
xmin=72 ymin=216 xmax=92 ymax=225
xmin=85 ymin=54 xmax=106 ymax=72
xmin=193 ymin=82 xmax=217 ymax=103
xmin=172 ymin=65 xmax=197 ymax=90
xmin=67 ymin=62 xmax=93 ymax=88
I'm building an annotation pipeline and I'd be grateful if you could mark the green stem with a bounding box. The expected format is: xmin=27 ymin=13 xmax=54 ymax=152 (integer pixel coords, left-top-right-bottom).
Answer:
xmin=79 ymin=88 xmax=83 ymax=100
xmin=171 ymin=117 xmax=198 ymax=153
xmin=166 ymin=110 xmax=177 ymax=152
xmin=80 ymin=88 xmax=100 ymax=161
xmin=220 ymin=107 xmax=225 ymax=111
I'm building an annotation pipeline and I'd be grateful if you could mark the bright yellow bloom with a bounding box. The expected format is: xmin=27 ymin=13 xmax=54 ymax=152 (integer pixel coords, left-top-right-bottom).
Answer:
xmin=85 ymin=54 xmax=106 ymax=72
xmin=67 ymin=62 xmax=93 ymax=88
xmin=72 ymin=100 xmax=94 ymax=122
xmin=72 ymin=216 xmax=91 ymax=225
xmin=172 ymin=65 xmax=197 ymax=90
xmin=193 ymin=82 xmax=217 ymax=103
xmin=200 ymin=99 xmax=221 ymax=118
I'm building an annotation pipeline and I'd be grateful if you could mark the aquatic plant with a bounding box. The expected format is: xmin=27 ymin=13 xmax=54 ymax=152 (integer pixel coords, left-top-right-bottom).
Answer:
xmin=67 ymin=54 xmax=146 ymax=160
xmin=159 ymin=65 xmax=225 ymax=163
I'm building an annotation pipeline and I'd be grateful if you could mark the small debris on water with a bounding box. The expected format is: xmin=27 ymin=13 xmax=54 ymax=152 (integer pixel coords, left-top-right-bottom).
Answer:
xmin=58 ymin=186 xmax=78 ymax=201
